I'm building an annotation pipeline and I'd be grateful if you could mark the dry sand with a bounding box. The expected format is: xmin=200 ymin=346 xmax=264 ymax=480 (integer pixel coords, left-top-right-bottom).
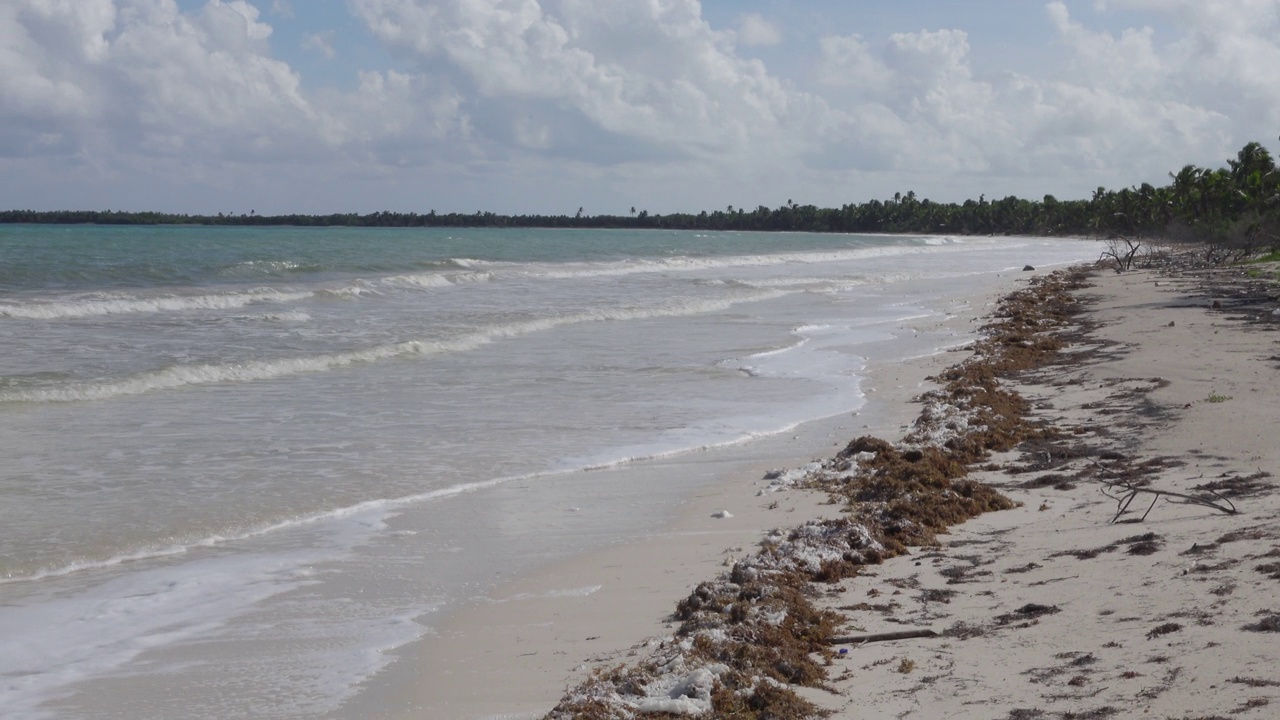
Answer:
xmin=385 ymin=259 xmax=1280 ymax=720
xmin=819 ymin=264 xmax=1280 ymax=719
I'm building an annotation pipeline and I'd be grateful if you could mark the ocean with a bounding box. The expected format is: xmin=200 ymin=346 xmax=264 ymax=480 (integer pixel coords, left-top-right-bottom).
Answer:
xmin=0 ymin=225 xmax=1098 ymax=718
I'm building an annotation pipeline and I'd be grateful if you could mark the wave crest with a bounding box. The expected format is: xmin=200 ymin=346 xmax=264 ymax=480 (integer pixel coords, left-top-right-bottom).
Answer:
xmin=1 ymin=290 xmax=788 ymax=403
xmin=0 ymin=289 xmax=313 ymax=320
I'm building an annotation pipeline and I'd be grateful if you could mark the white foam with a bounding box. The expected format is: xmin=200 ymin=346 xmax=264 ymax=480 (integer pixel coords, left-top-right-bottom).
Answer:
xmin=237 ymin=310 xmax=311 ymax=323
xmin=0 ymin=472 xmax=534 ymax=585
xmin=740 ymin=335 xmax=812 ymax=360
xmin=564 ymin=420 xmax=807 ymax=474
xmin=0 ymin=556 xmax=311 ymax=719
xmin=492 ymin=585 xmax=604 ymax=602
xmin=0 ymin=288 xmax=314 ymax=320
xmin=0 ymin=290 xmax=788 ymax=403
xmin=317 ymin=285 xmax=380 ymax=300
xmin=0 ymin=238 xmax=1048 ymax=325
xmin=0 ymin=509 xmax=433 ymax=720
xmin=558 ymin=319 xmax=879 ymax=473
xmin=377 ymin=270 xmax=493 ymax=289
xmin=0 ymin=234 xmax=1106 ymax=717
xmin=515 ymin=243 xmax=948 ymax=280
xmin=224 ymin=259 xmax=307 ymax=275
xmin=381 ymin=272 xmax=453 ymax=288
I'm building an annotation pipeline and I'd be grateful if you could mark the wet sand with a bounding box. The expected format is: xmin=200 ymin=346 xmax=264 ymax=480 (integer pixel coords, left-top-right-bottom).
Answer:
xmin=386 ymin=257 xmax=1280 ymax=719
xmin=370 ymin=271 xmax=1050 ymax=720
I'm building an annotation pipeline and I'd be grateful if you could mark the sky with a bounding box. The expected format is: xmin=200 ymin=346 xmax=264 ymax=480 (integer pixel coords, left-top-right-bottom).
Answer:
xmin=2 ymin=0 xmax=1279 ymax=215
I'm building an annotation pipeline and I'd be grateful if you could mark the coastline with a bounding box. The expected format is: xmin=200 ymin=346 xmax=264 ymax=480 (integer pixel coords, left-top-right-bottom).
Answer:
xmin=345 ymin=253 xmax=1280 ymax=719
xmin=353 ymin=269 xmax=1063 ymax=720
xmin=2 ymin=232 xmax=1102 ymax=720
xmin=532 ymin=255 xmax=1280 ymax=719
xmin=819 ymin=259 xmax=1280 ymax=717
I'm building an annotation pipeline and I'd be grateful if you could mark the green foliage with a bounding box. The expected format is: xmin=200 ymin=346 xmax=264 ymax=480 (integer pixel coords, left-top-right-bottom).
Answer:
xmin=1244 ymin=265 xmax=1280 ymax=280
xmin=1159 ymin=142 xmax=1280 ymax=258
xmin=3 ymin=141 xmax=1278 ymax=250
xmin=0 ymin=195 xmax=1096 ymax=235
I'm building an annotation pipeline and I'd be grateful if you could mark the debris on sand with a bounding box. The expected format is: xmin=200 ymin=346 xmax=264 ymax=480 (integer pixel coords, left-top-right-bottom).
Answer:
xmin=546 ymin=270 xmax=1095 ymax=719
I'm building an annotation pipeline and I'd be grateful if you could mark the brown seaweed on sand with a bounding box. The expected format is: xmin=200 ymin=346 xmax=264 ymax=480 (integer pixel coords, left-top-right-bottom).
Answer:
xmin=545 ymin=270 xmax=1094 ymax=719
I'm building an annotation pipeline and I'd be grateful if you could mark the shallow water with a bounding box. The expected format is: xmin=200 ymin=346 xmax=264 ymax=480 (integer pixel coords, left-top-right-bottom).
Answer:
xmin=0 ymin=226 xmax=1098 ymax=718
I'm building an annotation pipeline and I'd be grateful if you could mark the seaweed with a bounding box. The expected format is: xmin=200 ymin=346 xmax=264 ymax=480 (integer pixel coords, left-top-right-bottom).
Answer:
xmin=546 ymin=269 xmax=1105 ymax=719
xmin=1242 ymin=614 xmax=1280 ymax=633
xmin=1146 ymin=622 xmax=1183 ymax=640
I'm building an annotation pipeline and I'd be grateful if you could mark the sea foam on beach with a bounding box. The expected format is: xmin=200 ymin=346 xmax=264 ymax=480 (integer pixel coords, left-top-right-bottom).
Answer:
xmin=0 ymin=225 xmax=1098 ymax=718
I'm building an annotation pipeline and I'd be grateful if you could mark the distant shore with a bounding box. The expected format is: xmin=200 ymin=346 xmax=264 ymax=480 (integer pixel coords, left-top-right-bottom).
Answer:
xmin=0 ymin=202 xmax=1105 ymax=236
xmin=8 ymin=137 xmax=1278 ymax=241
xmin=385 ymin=254 xmax=1280 ymax=719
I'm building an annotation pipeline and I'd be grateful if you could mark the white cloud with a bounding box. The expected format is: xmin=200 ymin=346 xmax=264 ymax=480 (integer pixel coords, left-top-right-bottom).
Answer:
xmin=108 ymin=0 xmax=327 ymax=157
xmin=1084 ymin=0 xmax=1280 ymax=135
xmin=324 ymin=69 xmax=469 ymax=165
xmin=813 ymin=29 xmax=1006 ymax=175
xmin=303 ymin=29 xmax=336 ymax=58
xmin=817 ymin=34 xmax=889 ymax=91
xmin=1031 ymin=0 xmax=1268 ymax=177
xmin=808 ymin=3 xmax=1270 ymax=194
xmin=1 ymin=0 xmax=1279 ymax=213
xmin=199 ymin=0 xmax=273 ymax=53
xmin=347 ymin=0 xmax=799 ymax=163
xmin=0 ymin=0 xmax=114 ymax=124
xmin=0 ymin=0 xmax=326 ymax=162
xmin=1046 ymin=1 xmax=1163 ymax=92
xmin=737 ymin=13 xmax=781 ymax=47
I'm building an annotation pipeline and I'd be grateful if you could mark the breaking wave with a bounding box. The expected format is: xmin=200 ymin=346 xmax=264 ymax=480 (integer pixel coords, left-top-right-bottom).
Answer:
xmin=0 ymin=290 xmax=788 ymax=403
xmin=0 ymin=289 xmax=314 ymax=320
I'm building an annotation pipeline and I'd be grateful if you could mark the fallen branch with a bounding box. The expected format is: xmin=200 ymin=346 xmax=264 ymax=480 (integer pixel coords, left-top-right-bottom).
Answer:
xmin=826 ymin=629 xmax=939 ymax=645
xmin=1099 ymin=236 xmax=1145 ymax=272
xmin=1089 ymin=459 xmax=1238 ymax=523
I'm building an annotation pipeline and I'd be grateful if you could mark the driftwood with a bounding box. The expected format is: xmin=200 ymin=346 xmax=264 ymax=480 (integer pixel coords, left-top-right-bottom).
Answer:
xmin=1099 ymin=236 xmax=1145 ymax=271
xmin=826 ymin=629 xmax=939 ymax=646
xmin=1090 ymin=459 xmax=1238 ymax=523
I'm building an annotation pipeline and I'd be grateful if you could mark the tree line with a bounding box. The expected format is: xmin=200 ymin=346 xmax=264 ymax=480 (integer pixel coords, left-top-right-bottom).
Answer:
xmin=3 ymin=141 xmax=1277 ymax=253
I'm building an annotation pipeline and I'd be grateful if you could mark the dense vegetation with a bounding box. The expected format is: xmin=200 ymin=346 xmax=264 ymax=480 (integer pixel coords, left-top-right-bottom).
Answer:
xmin=4 ymin=141 xmax=1277 ymax=254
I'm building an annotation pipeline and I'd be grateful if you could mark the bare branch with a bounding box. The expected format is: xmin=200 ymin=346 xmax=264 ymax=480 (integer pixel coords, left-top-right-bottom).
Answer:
xmin=1088 ymin=459 xmax=1238 ymax=523
xmin=826 ymin=629 xmax=940 ymax=646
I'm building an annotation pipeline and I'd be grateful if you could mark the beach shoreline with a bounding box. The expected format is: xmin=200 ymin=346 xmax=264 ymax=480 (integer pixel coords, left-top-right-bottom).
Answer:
xmin=353 ymin=267 xmax=1075 ymax=720
xmin=2 ymin=230 xmax=1103 ymax=720
xmin=369 ymin=254 xmax=1280 ymax=719
xmin=817 ymin=259 xmax=1280 ymax=718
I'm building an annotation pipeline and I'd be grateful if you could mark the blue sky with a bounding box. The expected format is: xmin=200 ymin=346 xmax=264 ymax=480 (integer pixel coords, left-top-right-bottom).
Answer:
xmin=2 ymin=1 xmax=1277 ymax=215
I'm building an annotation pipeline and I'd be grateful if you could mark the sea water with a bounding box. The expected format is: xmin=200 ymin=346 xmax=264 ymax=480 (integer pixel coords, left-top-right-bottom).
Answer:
xmin=0 ymin=225 xmax=1098 ymax=718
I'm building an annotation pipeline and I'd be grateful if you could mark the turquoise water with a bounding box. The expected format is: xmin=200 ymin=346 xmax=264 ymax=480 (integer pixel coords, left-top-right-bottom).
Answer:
xmin=0 ymin=225 xmax=1098 ymax=718
xmin=0 ymin=224 xmax=919 ymax=292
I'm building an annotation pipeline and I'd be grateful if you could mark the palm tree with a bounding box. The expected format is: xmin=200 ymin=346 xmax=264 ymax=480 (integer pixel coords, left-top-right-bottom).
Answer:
xmin=1229 ymin=142 xmax=1274 ymax=187
xmin=1169 ymin=164 xmax=1203 ymax=222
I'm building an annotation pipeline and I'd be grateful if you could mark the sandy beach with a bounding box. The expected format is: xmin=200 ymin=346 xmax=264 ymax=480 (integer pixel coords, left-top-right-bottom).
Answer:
xmin=815 ymin=259 xmax=1280 ymax=718
xmin=380 ymin=253 xmax=1280 ymax=720
xmin=377 ymin=351 xmax=952 ymax=720
xmin=359 ymin=263 xmax=1064 ymax=719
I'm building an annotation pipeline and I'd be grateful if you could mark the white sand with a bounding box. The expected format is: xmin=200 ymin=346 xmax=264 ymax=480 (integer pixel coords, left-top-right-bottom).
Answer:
xmin=360 ymin=273 xmax=1042 ymax=720
xmin=365 ymin=262 xmax=1280 ymax=720
xmin=816 ymin=266 xmax=1280 ymax=718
